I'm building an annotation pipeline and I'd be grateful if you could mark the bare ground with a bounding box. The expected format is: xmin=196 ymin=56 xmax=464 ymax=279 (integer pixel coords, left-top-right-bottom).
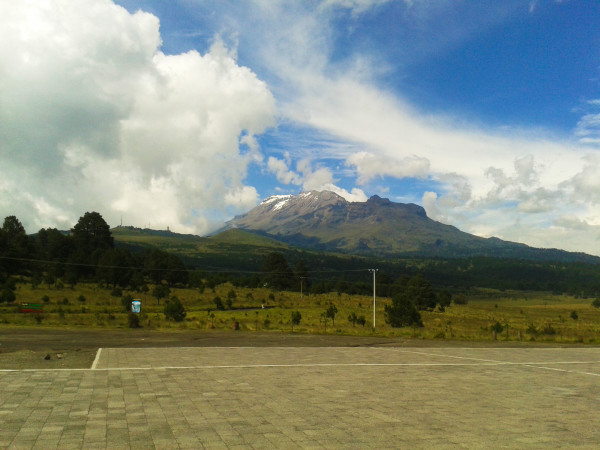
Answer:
xmin=0 ymin=326 xmax=569 ymax=370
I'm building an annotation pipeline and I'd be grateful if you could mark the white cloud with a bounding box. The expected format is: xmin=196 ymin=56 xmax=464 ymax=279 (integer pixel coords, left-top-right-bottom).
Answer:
xmin=301 ymin=166 xmax=335 ymax=191
xmin=346 ymin=151 xmax=430 ymax=184
xmin=574 ymin=100 xmax=600 ymax=146
xmin=224 ymin=186 xmax=260 ymax=210
xmin=267 ymin=157 xmax=302 ymax=185
xmin=561 ymin=154 xmax=600 ymax=204
xmin=0 ymin=0 xmax=275 ymax=234
xmin=319 ymin=0 xmax=394 ymax=15
xmin=266 ymin=156 xmax=367 ymax=202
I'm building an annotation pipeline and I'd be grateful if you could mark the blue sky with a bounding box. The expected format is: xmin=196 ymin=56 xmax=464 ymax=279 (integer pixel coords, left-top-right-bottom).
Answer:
xmin=1 ymin=0 xmax=600 ymax=255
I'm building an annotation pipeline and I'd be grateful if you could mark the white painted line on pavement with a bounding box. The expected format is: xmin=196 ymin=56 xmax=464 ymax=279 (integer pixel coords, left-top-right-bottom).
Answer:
xmin=91 ymin=347 xmax=102 ymax=370
xmin=1 ymin=360 xmax=599 ymax=374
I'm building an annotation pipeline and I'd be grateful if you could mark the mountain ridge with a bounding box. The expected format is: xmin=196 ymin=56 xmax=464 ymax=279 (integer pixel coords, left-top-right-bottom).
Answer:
xmin=222 ymin=191 xmax=600 ymax=263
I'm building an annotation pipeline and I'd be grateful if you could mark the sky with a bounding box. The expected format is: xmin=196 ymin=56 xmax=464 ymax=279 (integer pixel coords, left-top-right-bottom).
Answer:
xmin=1 ymin=1 xmax=600 ymax=255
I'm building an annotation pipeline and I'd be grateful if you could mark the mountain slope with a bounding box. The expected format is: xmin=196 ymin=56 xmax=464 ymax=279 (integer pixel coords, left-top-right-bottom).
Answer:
xmin=223 ymin=191 xmax=599 ymax=263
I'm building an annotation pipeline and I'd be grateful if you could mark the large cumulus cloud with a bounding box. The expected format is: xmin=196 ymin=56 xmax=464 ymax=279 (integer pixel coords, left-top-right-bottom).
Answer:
xmin=0 ymin=0 xmax=275 ymax=233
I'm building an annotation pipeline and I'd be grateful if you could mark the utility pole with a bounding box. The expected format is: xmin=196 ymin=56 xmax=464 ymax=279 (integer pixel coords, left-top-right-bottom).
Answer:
xmin=299 ymin=277 xmax=306 ymax=301
xmin=369 ymin=269 xmax=378 ymax=329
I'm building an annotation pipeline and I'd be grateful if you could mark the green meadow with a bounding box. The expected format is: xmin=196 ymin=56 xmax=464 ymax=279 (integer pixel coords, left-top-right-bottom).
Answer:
xmin=3 ymin=280 xmax=600 ymax=344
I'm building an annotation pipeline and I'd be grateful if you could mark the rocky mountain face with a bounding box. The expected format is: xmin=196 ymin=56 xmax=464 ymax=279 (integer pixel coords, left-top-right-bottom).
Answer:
xmin=223 ymin=191 xmax=598 ymax=262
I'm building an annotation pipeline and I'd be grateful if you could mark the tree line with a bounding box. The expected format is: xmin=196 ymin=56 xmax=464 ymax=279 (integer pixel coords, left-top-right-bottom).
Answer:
xmin=3 ymin=211 xmax=600 ymax=306
xmin=0 ymin=213 xmax=188 ymax=296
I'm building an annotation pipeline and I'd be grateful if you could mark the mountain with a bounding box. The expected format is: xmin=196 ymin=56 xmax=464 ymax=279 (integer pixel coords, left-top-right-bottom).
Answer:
xmin=223 ymin=191 xmax=599 ymax=263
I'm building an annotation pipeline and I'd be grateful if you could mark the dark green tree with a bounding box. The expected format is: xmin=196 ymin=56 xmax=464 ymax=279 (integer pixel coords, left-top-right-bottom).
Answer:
xmin=335 ymin=278 xmax=349 ymax=294
xmin=2 ymin=216 xmax=26 ymax=239
xmin=384 ymin=293 xmax=423 ymax=328
xmin=35 ymin=228 xmax=72 ymax=279
xmin=96 ymin=249 xmax=135 ymax=288
xmin=262 ymin=253 xmax=293 ymax=290
xmin=71 ymin=212 xmax=113 ymax=253
xmin=406 ymin=274 xmax=437 ymax=311
xmin=437 ymin=290 xmax=452 ymax=312
xmin=389 ymin=274 xmax=410 ymax=297
xmin=213 ymin=296 xmax=224 ymax=310
xmin=144 ymin=249 xmax=188 ymax=286
xmin=1 ymin=216 xmax=32 ymax=275
xmin=0 ymin=288 xmax=16 ymax=304
xmin=325 ymin=303 xmax=338 ymax=326
xmin=152 ymin=284 xmax=170 ymax=305
xmin=164 ymin=296 xmax=186 ymax=322
xmin=69 ymin=212 xmax=113 ymax=278
xmin=348 ymin=312 xmax=358 ymax=326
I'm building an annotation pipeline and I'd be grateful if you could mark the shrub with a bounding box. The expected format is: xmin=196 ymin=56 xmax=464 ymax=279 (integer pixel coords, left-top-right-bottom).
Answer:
xmin=325 ymin=303 xmax=338 ymax=326
xmin=490 ymin=321 xmax=504 ymax=333
xmin=357 ymin=315 xmax=367 ymax=327
xmin=291 ymin=311 xmax=301 ymax=331
xmin=164 ymin=296 xmax=186 ymax=322
xmin=570 ymin=310 xmax=578 ymax=320
xmin=592 ymin=299 xmax=600 ymax=308
xmin=42 ymin=295 xmax=50 ymax=304
xmin=348 ymin=312 xmax=358 ymax=326
xmin=384 ymin=293 xmax=423 ymax=328
xmin=213 ymin=296 xmax=224 ymax=310
xmin=110 ymin=288 xmax=122 ymax=297
xmin=77 ymin=295 xmax=86 ymax=303
xmin=490 ymin=321 xmax=504 ymax=338
xmin=0 ymin=289 xmax=16 ymax=304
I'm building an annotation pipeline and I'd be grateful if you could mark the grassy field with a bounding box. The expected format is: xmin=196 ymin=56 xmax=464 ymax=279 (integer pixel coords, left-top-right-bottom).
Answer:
xmin=2 ymin=280 xmax=600 ymax=344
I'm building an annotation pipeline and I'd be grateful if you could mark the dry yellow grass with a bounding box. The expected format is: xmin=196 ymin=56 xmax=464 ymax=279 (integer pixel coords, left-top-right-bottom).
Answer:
xmin=2 ymin=281 xmax=599 ymax=344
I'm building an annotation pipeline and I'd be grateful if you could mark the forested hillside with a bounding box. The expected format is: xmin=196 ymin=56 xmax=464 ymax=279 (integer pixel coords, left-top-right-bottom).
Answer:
xmin=1 ymin=214 xmax=600 ymax=308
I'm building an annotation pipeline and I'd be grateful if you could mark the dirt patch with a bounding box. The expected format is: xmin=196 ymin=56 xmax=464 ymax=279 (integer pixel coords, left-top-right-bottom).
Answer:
xmin=0 ymin=349 xmax=97 ymax=370
xmin=0 ymin=326 xmax=564 ymax=370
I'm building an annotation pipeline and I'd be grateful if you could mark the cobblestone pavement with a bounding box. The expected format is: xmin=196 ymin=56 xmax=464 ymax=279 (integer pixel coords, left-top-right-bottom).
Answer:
xmin=1 ymin=347 xmax=600 ymax=448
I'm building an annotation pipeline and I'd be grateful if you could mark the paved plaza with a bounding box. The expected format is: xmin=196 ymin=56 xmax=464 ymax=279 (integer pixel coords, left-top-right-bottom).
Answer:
xmin=1 ymin=346 xmax=600 ymax=448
